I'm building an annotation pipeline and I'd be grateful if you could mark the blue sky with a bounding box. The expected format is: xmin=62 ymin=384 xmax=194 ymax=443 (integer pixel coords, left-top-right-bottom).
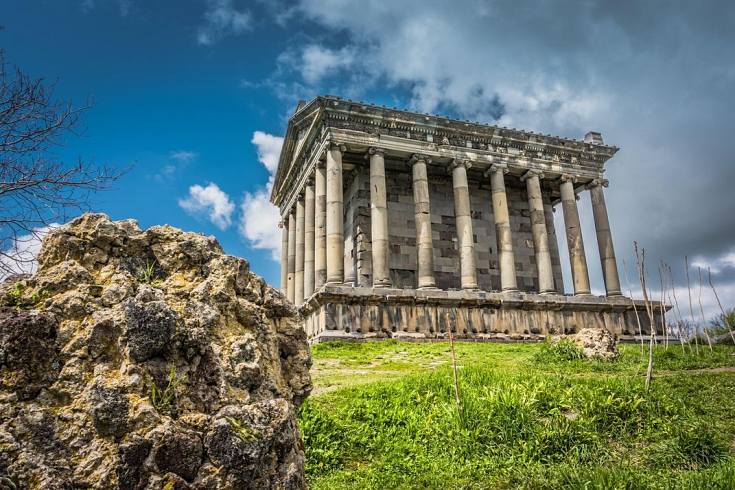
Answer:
xmin=3 ymin=0 xmax=735 ymax=317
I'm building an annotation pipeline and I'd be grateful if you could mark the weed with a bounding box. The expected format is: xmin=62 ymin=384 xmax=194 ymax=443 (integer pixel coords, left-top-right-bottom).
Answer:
xmin=533 ymin=337 xmax=585 ymax=363
xmin=137 ymin=260 xmax=163 ymax=286
xmin=6 ymin=283 xmax=47 ymax=309
xmin=226 ymin=417 xmax=259 ymax=443
xmin=149 ymin=365 xmax=181 ymax=417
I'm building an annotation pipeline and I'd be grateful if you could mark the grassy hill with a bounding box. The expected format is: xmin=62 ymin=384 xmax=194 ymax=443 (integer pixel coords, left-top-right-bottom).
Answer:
xmin=300 ymin=340 xmax=735 ymax=489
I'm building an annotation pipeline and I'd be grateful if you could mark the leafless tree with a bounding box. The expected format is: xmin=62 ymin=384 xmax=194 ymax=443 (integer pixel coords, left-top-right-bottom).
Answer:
xmin=634 ymin=242 xmax=655 ymax=391
xmin=684 ymin=257 xmax=700 ymax=355
xmin=708 ymin=268 xmax=735 ymax=345
xmin=0 ymin=50 xmax=122 ymax=277
xmin=697 ymin=267 xmax=713 ymax=352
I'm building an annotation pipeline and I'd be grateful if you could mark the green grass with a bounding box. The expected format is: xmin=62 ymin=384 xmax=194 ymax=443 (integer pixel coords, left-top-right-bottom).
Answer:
xmin=302 ymin=341 xmax=735 ymax=489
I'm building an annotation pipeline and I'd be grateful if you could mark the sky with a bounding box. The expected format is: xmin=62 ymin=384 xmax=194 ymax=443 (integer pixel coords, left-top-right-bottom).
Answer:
xmin=3 ymin=0 xmax=735 ymax=322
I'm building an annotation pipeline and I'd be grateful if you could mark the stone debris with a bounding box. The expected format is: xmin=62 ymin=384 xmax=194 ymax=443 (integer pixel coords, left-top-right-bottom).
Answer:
xmin=0 ymin=213 xmax=312 ymax=489
xmin=572 ymin=327 xmax=619 ymax=360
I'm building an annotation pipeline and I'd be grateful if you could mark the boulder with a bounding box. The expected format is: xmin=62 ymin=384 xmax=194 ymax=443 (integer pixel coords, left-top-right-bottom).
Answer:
xmin=0 ymin=213 xmax=311 ymax=489
xmin=573 ymin=327 xmax=619 ymax=360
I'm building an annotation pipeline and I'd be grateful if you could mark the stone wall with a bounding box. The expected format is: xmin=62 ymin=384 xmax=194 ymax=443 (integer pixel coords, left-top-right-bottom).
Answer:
xmin=348 ymin=159 xmax=565 ymax=292
xmin=302 ymin=285 xmax=662 ymax=342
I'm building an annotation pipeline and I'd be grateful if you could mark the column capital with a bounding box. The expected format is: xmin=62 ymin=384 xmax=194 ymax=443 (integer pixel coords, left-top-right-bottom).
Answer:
xmin=278 ymin=220 xmax=286 ymax=228
xmin=449 ymin=158 xmax=471 ymax=170
xmin=368 ymin=147 xmax=386 ymax=157
xmin=520 ymin=169 xmax=545 ymax=182
xmin=296 ymin=191 xmax=305 ymax=201
xmin=587 ymin=178 xmax=609 ymax=189
xmin=410 ymin=153 xmax=432 ymax=165
xmin=560 ymin=173 xmax=578 ymax=184
xmin=305 ymin=176 xmax=315 ymax=186
xmin=328 ymin=142 xmax=347 ymax=153
xmin=484 ymin=163 xmax=508 ymax=178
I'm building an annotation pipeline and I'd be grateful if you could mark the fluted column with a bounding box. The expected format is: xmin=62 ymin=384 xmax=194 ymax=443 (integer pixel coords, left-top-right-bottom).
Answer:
xmin=560 ymin=174 xmax=591 ymax=295
xmin=294 ymin=194 xmax=305 ymax=305
xmin=522 ymin=170 xmax=555 ymax=294
xmin=589 ymin=179 xmax=622 ymax=296
xmin=487 ymin=163 xmax=517 ymax=291
xmin=279 ymin=220 xmax=288 ymax=293
xmin=326 ymin=143 xmax=345 ymax=284
xmin=304 ymin=178 xmax=316 ymax=298
xmin=287 ymin=210 xmax=296 ymax=303
xmin=314 ymin=161 xmax=327 ymax=289
xmin=410 ymin=154 xmax=436 ymax=289
xmin=369 ymin=147 xmax=391 ymax=287
xmin=451 ymin=159 xmax=478 ymax=290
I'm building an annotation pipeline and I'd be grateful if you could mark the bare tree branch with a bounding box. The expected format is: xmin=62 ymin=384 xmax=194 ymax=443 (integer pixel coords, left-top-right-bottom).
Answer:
xmin=0 ymin=50 xmax=124 ymax=278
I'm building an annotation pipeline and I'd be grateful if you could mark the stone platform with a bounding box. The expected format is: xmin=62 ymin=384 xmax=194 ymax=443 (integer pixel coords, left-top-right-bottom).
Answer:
xmin=301 ymin=285 xmax=663 ymax=343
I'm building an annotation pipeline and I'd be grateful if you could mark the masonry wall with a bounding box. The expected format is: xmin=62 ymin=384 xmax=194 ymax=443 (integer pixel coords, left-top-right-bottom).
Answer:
xmin=351 ymin=160 xmax=566 ymax=292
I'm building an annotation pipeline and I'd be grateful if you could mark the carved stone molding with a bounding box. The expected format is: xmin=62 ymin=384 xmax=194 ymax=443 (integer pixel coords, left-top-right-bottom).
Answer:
xmin=587 ymin=178 xmax=609 ymax=189
xmin=410 ymin=153 xmax=432 ymax=166
xmin=449 ymin=158 xmax=472 ymax=170
xmin=520 ymin=169 xmax=545 ymax=182
xmin=484 ymin=163 xmax=509 ymax=178
xmin=328 ymin=141 xmax=347 ymax=153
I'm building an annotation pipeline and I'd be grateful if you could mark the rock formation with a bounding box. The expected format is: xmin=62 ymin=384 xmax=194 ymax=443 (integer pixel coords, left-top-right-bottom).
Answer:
xmin=572 ymin=327 xmax=619 ymax=360
xmin=0 ymin=214 xmax=312 ymax=489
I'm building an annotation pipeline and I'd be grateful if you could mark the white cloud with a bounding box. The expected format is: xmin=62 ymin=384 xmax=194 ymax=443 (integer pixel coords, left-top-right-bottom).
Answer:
xmin=170 ymin=150 xmax=198 ymax=164
xmin=238 ymin=132 xmax=284 ymax=260
xmin=691 ymin=249 xmax=735 ymax=275
xmin=1 ymin=225 xmax=59 ymax=280
xmin=239 ymin=188 xmax=282 ymax=260
xmin=197 ymin=0 xmax=252 ymax=46
xmin=178 ymin=183 xmax=235 ymax=230
xmin=154 ymin=150 xmax=198 ymax=182
xmin=300 ymin=45 xmax=356 ymax=85
xmin=250 ymin=131 xmax=283 ymax=174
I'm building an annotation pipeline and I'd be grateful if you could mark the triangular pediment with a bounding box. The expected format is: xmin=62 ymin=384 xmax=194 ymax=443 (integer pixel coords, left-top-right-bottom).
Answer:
xmin=270 ymin=99 xmax=324 ymax=207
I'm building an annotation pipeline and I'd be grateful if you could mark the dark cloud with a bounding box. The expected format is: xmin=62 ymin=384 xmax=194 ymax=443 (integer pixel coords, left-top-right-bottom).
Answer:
xmin=273 ymin=0 xmax=735 ymax=312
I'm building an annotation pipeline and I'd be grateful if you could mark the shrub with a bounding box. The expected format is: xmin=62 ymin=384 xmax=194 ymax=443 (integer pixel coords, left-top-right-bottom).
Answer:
xmin=533 ymin=338 xmax=585 ymax=363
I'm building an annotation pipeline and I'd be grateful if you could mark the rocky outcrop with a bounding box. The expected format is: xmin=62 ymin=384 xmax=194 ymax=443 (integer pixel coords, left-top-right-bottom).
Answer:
xmin=572 ymin=327 xmax=619 ymax=360
xmin=0 ymin=214 xmax=312 ymax=489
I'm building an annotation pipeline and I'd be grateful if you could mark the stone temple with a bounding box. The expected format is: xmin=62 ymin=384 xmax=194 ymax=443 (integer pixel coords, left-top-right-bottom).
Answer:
xmin=271 ymin=95 xmax=662 ymax=342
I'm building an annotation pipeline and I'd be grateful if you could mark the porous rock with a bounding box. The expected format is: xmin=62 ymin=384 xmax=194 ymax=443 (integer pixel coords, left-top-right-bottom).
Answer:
xmin=0 ymin=213 xmax=311 ymax=489
xmin=573 ymin=327 xmax=619 ymax=360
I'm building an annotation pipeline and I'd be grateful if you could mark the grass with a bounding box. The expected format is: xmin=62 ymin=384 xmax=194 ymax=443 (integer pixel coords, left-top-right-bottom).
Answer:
xmin=301 ymin=341 xmax=735 ymax=489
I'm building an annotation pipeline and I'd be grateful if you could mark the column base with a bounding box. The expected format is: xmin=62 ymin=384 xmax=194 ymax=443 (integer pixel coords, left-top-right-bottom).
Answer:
xmin=539 ymin=290 xmax=557 ymax=295
xmin=373 ymin=281 xmax=393 ymax=288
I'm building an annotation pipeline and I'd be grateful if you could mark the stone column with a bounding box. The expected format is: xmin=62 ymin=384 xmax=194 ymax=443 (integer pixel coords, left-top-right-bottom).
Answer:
xmin=560 ymin=174 xmax=591 ymax=295
xmin=304 ymin=178 xmax=316 ymax=299
xmin=451 ymin=159 xmax=478 ymax=290
xmin=326 ymin=143 xmax=345 ymax=284
xmin=589 ymin=179 xmax=622 ymax=296
xmin=294 ymin=194 xmax=305 ymax=305
xmin=287 ymin=210 xmax=296 ymax=303
xmin=369 ymin=147 xmax=391 ymax=287
xmin=410 ymin=154 xmax=436 ymax=289
xmin=279 ymin=220 xmax=288 ymax=293
xmin=522 ymin=170 xmax=555 ymax=294
xmin=314 ymin=161 xmax=327 ymax=289
xmin=487 ymin=163 xmax=517 ymax=291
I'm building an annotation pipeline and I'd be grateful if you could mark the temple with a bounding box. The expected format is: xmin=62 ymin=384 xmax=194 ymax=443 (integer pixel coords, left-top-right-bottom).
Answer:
xmin=271 ymin=95 xmax=662 ymax=342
